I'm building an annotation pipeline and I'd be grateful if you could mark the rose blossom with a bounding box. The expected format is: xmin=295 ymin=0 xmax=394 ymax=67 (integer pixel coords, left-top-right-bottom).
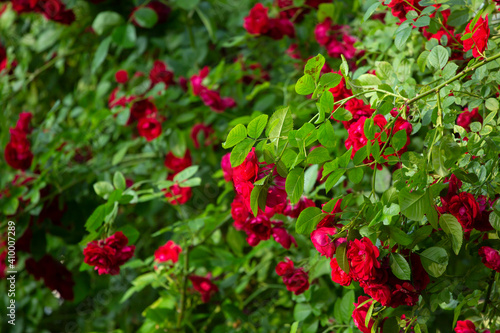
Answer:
xmin=455 ymin=320 xmax=477 ymax=333
xmin=457 ymin=108 xmax=482 ymax=132
xmin=271 ymin=227 xmax=297 ymax=250
xmin=330 ymin=258 xmax=351 ymax=286
xmin=245 ymin=215 xmax=272 ymax=246
xmin=83 ymin=231 xmax=135 ymax=275
xmin=310 ymin=227 xmax=338 ymax=258
xmin=283 ymin=197 xmax=315 ymax=218
xmin=347 ymin=237 xmax=381 ymax=282
xmin=137 ymin=117 xmax=162 ymax=141
xmin=447 ymin=192 xmax=480 ymax=232
xmin=283 ymin=268 xmax=310 ymax=295
xmin=149 ymin=60 xmax=175 ymax=88
xmin=129 ymin=99 xmax=158 ymax=124
xmin=189 ymin=274 xmax=219 ymax=303
xmin=463 ymin=15 xmax=490 ymax=58
xmin=221 ymin=153 xmax=233 ymax=182
xmin=386 ymin=0 xmax=424 ymax=22
xmin=115 ymin=70 xmax=129 ymax=83
xmin=352 ymin=296 xmax=375 ymax=333
xmin=478 ymin=246 xmax=500 ymax=272
xmin=164 ymin=150 xmax=192 ymax=174
xmin=190 ymin=123 xmax=215 ymax=149
xmin=243 ymin=3 xmax=269 ymax=35
xmin=154 ymin=240 xmax=182 ymax=264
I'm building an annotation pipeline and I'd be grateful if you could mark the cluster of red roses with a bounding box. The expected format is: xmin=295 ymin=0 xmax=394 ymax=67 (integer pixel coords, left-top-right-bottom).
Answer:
xmin=243 ymin=3 xmax=295 ymax=40
xmin=25 ymin=254 xmax=75 ymax=300
xmin=83 ymin=231 xmax=135 ymax=275
xmin=163 ymin=150 xmax=193 ymax=205
xmin=314 ymin=18 xmax=357 ymax=59
xmin=438 ymin=175 xmax=496 ymax=235
xmin=455 ymin=320 xmax=500 ymax=333
xmin=189 ymin=67 xmax=236 ymax=113
xmin=4 ymin=112 xmax=33 ymax=170
xmin=109 ymin=60 xmax=177 ymax=142
xmin=479 ymin=246 xmax=500 ymax=273
xmin=384 ymin=1 xmax=490 ymax=59
xmin=8 ymin=0 xmax=75 ymax=25
xmin=328 ymin=72 xmax=413 ymax=164
xmin=275 ymin=258 xmax=310 ymax=295
xmin=222 ymin=149 xmax=301 ymax=249
xmin=153 ymin=240 xmax=219 ymax=303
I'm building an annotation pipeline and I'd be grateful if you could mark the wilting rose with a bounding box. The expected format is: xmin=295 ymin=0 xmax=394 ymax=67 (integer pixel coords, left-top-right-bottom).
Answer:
xmin=463 ymin=15 xmax=490 ymax=58
xmin=330 ymin=258 xmax=351 ymax=286
xmin=352 ymin=296 xmax=375 ymax=333
xmin=347 ymin=237 xmax=380 ymax=281
xmin=137 ymin=117 xmax=162 ymax=141
xmin=455 ymin=320 xmax=477 ymax=333
xmin=189 ymin=275 xmax=219 ymax=303
xmin=154 ymin=240 xmax=182 ymax=264
xmin=164 ymin=150 xmax=192 ymax=174
xmin=243 ymin=3 xmax=269 ymax=35
xmin=83 ymin=231 xmax=135 ymax=275
xmin=479 ymin=246 xmax=500 ymax=272
xmin=271 ymin=227 xmax=297 ymax=250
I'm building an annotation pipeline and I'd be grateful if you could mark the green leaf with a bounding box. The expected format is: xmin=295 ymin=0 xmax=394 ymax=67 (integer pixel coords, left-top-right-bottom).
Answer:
xmin=485 ymin=98 xmax=499 ymax=112
xmin=113 ymin=172 xmax=126 ymax=191
xmin=389 ymin=226 xmax=412 ymax=246
xmin=230 ymin=139 xmax=255 ymax=167
xmin=414 ymin=15 xmax=430 ymax=27
xmin=391 ymin=129 xmax=407 ymax=151
xmin=133 ymin=7 xmax=158 ymax=28
xmin=394 ymin=22 xmax=412 ymax=51
xmin=363 ymin=2 xmax=381 ymax=22
xmin=247 ymin=115 xmax=268 ymax=139
xmin=336 ymin=242 xmax=349 ymax=274
xmin=250 ymin=185 xmax=263 ymax=217
xmin=376 ymin=61 xmax=393 ymax=80
xmin=420 ymin=247 xmax=449 ymax=278
xmin=382 ymin=317 xmax=400 ymax=333
xmin=92 ymin=36 xmax=111 ymax=73
xmin=294 ymin=303 xmax=312 ymax=321
xmin=348 ymin=168 xmax=363 ymax=184
xmin=390 ymin=253 xmax=411 ymax=281
xmin=267 ymin=107 xmax=293 ymax=150
xmin=340 ymin=290 xmax=355 ymax=324
xmin=317 ymin=91 xmax=333 ymax=123
xmin=304 ymin=165 xmax=318 ymax=194
xmin=304 ymin=54 xmax=325 ymax=82
xmin=111 ymin=24 xmax=136 ymax=48
xmin=85 ymin=204 xmax=106 ymax=232
xmin=176 ymin=0 xmax=200 ymax=10
xmin=286 ymin=168 xmax=305 ymax=205
xmin=224 ymin=124 xmax=247 ymax=148
xmin=318 ymin=121 xmax=337 ymax=148
xmin=489 ymin=211 xmax=500 ymax=232
xmin=92 ymin=11 xmax=124 ymax=35
xmin=307 ymin=147 xmax=331 ymax=164
xmin=290 ymin=322 xmax=299 ymax=333
xmin=428 ymin=45 xmax=449 ymax=70
xmin=439 ymin=214 xmax=463 ymax=255
xmin=431 ymin=145 xmax=448 ymax=177
xmin=173 ymin=166 xmax=199 ymax=182
xmin=364 ymin=118 xmax=375 ymax=140
xmin=296 ymin=207 xmax=326 ymax=234
xmin=398 ymin=188 xmax=427 ymax=221
xmin=331 ymin=107 xmax=353 ymax=122
xmin=94 ymin=181 xmax=114 ymax=197
xmin=295 ymin=74 xmax=316 ymax=95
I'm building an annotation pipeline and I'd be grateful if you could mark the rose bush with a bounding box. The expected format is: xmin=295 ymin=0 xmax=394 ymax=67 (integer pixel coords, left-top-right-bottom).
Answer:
xmin=1 ymin=0 xmax=500 ymax=332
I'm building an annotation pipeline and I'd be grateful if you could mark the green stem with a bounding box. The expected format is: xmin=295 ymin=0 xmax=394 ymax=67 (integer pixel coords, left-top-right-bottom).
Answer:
xmin=177 ymin=245 xmax=191 ymax=329
xmin=482 ymin=272 xmax=495 ymax=312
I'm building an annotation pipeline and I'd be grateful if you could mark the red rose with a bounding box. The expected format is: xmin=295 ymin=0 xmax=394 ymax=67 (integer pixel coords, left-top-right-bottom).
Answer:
xmin=271 ymin=227 xmax=297 ymax=250
xmin=5 ymin=135 xmax=33 ymax=170
xmin=243 ymin=3 xmax=270 ymax=35
xmin=457 ymin=108 xmax=483 ymax=132
xmin=190 ymin=123 xmax=215 ymax=149
xmin=283 ymin=197 xmax=315 ymax=218
xmin=283 ymin=268 xmax=310 ymax=295
xmin=276 ymin=258 xmax=295 ymax=277
xmin=164 ymin=150 xmax=192 ymax=174
xmin=410 ymin=253 xmax=430 ymax=291
xmin=232 ymin=148 xmax=259 ymax=183
xmin=347 ymin=237 xmax=381 ymax=281
xmin=389 ymin=281 xmax=419 ymax=307
xmin=115 ymin=69 xmax=129 ymax=83
xmin=364 ymin=283 xmax=392 ymax=306
xmin=190 ymin=67 xmax=209 ymax=96
xmin=129 ymin=99 xmax=158 ymax=124
xmin=330 ymin=258 xmax=351 ymax=286
xmin=245 ymin=215 xmax=272 ymax=246
xmin=314 ymin=19 xmax=357 ymax=59
xmin=386 ymin=0 xmax=424 ymax=22
xmin=189 ymin=274 xmax=219 ymax=303
xmin=463 ymin=15 xmax=490 ymax=58
xmin=16 ymin=112 xmax=32 ymax=133
xmin=342 ymin=98 xmax=374 ymax=129
xmin=314 ymin=19 xmax=331 ymax=45
xmin=310 ymin=227 xmax=338 ymax=258
xmin=231 ymin=194 xmax=250 ymax=230
xmin=266 ymin=18 xmax=295 ymax=40
xmin=478 ymin=246 xmax=500 ymax=272
xmin=137 ymin=117 xmax=162 ymax=141
xmin=447 ymin=192 xmax=480 ymax=232
xmin=11 ymin=0 xmax=37 ymax=13
xmin=317 ymin=199 xmax=343 ymax=228
xmin=149 ymin=60 xmax=175 ymax=88
xmin=353 ymin=296 xmax=376 ymax=333
xmin=199 ymin=88 xmax=237 ymax=112
xmin=221 ymin=153 xmax=233 ymax=182
xmin=154 ymin=240 xmax=182 ymax=264
xmin=266 ymin=177 xmax=287 ymax=208
xmin=455 ymin=320 xmax=477 ymax=333
xmin=83 ymin=231 xmax=135 ymax=275
xmin=164 ymin=182 xmax=192 ymax=205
